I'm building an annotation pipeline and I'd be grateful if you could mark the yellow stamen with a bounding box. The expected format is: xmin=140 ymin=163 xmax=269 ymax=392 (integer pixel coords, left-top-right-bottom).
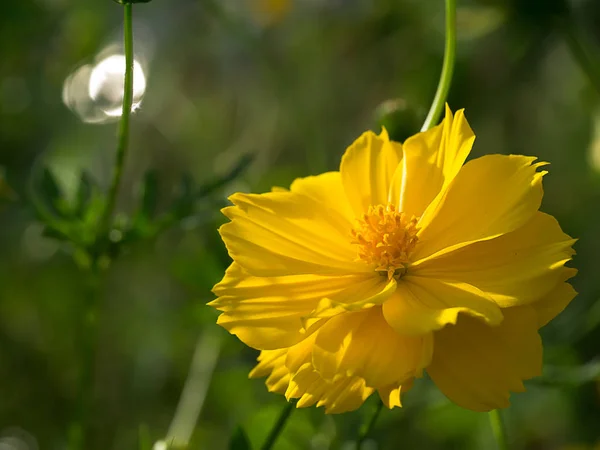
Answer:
xmin=350 ymin=203 xmax=419 ymax=279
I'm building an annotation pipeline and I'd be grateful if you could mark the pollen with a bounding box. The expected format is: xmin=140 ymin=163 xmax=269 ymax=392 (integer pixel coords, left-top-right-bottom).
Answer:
xmin=350 ymin=203 xmax=419 ymax=279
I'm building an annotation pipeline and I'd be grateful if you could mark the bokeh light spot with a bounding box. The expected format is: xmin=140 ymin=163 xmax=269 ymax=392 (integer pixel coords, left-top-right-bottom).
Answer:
xmin=63 ymin=51 xmax=147 ymax=123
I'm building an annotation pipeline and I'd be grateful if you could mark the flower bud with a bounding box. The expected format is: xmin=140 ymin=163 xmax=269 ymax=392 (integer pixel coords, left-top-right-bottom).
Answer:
xmin=374 ymin=98 xmax=423 ymax=142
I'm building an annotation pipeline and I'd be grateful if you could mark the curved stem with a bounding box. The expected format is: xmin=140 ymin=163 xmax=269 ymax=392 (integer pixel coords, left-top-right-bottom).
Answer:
xmin=488 ymin=409 xmax=509 ymax=450
xmin=357 ymin=399 xmax=384 ymax=449
xmin=260 ymin=402 xmax=294 ymax=450
xmin=100 ymin=2 xmax=134 ymax=233
xmin=421 ymin=0 xmax=457 ymax=132
xmin=557 ymin=15 xmax=600 ymax=96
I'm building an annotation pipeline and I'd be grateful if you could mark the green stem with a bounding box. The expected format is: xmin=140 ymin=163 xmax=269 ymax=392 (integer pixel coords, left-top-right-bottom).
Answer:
xmin=356 ymin=399 xmax=384 ymax=449
xmin=67 ymin=4 xmax=134 ymax=448
xmin=100 ymin=2 xmax=134 ymax=234
xmin=68 ymin=269 xmax=102 ymax=450
xmin=557 ymin=15 xmax=600 ymax=96
xmin=260 ymin=402 xmax=294 ymax=450
xmin=488 ymin=409 xmax=509 ymax=450
xmin=421 ymin=0 xmax=457 ymax=132
xmin=164 ymin=332 xmax=222 ymax=447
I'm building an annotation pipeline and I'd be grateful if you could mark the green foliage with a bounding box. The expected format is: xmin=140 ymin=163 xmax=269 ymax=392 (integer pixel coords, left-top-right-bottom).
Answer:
xmin=26 ymin=152 xmax=252 ymax=271
xmin=0 ymin=167 xmax=17 ymax=208
xmin=0 ymin=0 xmax=599 ymax=449
xmin=229 ymin=426 xmax=252 ymax=450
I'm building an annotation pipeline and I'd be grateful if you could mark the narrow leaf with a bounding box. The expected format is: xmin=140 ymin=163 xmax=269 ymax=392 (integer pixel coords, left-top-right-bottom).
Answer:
xmin=229 ymin=426 xmax=252 ymax=450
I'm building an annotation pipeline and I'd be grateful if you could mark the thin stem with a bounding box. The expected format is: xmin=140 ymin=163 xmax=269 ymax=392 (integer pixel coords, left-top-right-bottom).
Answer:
xmin=421 ymin=0 xmax=457 ymax=132
xmin=488 ymin=409 xmax=509 ymax=450
xmin=100 ymin=2 xmax=134 ymax=233
xmin=557 ymin=15 xmax=600 ymax=96
xmin=260 ymin=402 xmax=294 ymax=450
xmin=357 ymin=399 xmax=384 ymax=449
xmin=67 ymin=4 xmax=134 ymax=448
xmin=164 ymin=332 xmax=221 ymax=447
xmin=68 ymin=269 xmax=101 ymax=450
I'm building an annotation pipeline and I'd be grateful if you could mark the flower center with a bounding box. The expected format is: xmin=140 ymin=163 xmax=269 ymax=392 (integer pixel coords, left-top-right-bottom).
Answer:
xmin=350 ymin=203 xmax=419 ymax=279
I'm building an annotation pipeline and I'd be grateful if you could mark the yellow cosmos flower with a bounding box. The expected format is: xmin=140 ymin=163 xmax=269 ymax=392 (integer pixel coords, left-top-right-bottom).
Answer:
xmin=210 ymin=107 xmax=577 ymax=413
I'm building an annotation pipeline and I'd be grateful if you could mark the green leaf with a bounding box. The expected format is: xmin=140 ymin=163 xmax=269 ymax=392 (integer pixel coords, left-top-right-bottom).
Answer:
xmin=28 ymin=164 xmax=78 ymax=243
xmin=40 ymin=166 xmax=63 ymax=215
xmin=73 ymin=248 xmax=93 ymax=270
xmin=196 ymin=153 xmax=254 ymax=198
xmin=126 ymin=170 xmax=160 ymax=241
xmin=74 ymin=171 xmax=95 ymax=218
xmin=0 ymin=167 xmax=16 ymax=202
xmin=82 ymin=191 xmax=107 ymax=228
xmin=41 ymin=225 xmax=71 ymax=242
xmin=229 ymin=426 xmax=252 ymax=450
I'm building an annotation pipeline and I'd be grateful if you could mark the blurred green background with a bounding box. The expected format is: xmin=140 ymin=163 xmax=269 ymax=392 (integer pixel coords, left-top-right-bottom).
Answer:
xmin=1 ymin=0 xmax=600 ymax=449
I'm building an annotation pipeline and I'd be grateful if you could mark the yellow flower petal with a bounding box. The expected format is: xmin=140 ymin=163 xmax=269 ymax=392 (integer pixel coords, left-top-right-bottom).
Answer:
xmin=397 ymin=106 xmax=475 ymax=218
xmin=312 ymin=306 xmax=432 ymax=388
xmin=414 ymin=154 xmax=546 ymax=261
xmin=251 ymin=333 xmax=377 ymax=414
xmin=427 ymin=306 xmax=542 ymax=412
xmin=286 ymin=363 xmax=374 ymax=414
xmin=290 ymin=172 xmax=355 ymax=227
xmin=340 ymin=129 xmax=403 ymax=217
xmin=285 ymin=328 xmax=319 ymax=374
xmin=383 ymin=276 xmax=503 ymax=335
xmin=249 ymin=349 xmax=290 ymax=394
xmin=377 ymin=378 xmax=414 ymax=409
xmin=220 ymin=187 xmax=365 ymax=276
xmin=211 ymin=264 xmax=392 ymax=349
xmin=300 ymin=277 xmax=397 ymax=330
xmin=532 ymin=282 xmax=578 ymax=328
xmin=285 ymin=329 xmax=375 ymax=412
xmin=412 ymin=212 xmax=576 ymax=307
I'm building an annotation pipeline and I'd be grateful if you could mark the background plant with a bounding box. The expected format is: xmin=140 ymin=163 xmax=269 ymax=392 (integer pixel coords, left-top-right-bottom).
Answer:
xmin=0 ymin=0 xmax=599 ymax=449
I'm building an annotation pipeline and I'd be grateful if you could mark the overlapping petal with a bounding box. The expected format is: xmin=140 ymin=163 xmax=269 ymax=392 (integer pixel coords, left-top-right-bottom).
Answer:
xmin=289 ymin=172 xmax=355 ymax=228
xmin=377 ymin=379 xmax=414 ymax=409
xmin=395 ymin=106 xmax=475 ymax=218
xmin=427 ymin=307 xmax=542 ymax=412
xmin=249 ymin=349 xmax=290 ymax=394
xmin=219 ymin=175 xmax=364 ymax=277
xmin=299 ymin=277 xmax=397 ymax=331
xmin=414 ymin=154 xmax=547 ymax=261
xmin=382 ymin=276 xmax=503 ymax=335
xmin=312 ymin=306 xmax=432 ymax=388
xmin=531 ymin=282 xmax=577 ymax=328
xmin=250 ymin=334 xmax=376 ymax=414
xmin=211 ymin=263 xmax=392 ymax=349
xmin=412 ymin=212 xmax=576 ymax=307
xmin=286 ymin=363 xmax=375 ymax=414
xmin=340 ymin=129 xmax=403 ymax=217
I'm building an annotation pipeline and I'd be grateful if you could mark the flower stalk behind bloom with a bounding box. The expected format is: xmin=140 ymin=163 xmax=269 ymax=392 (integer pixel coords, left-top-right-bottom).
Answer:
xmin=210 ymin=106 xmax=577 ymax=413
